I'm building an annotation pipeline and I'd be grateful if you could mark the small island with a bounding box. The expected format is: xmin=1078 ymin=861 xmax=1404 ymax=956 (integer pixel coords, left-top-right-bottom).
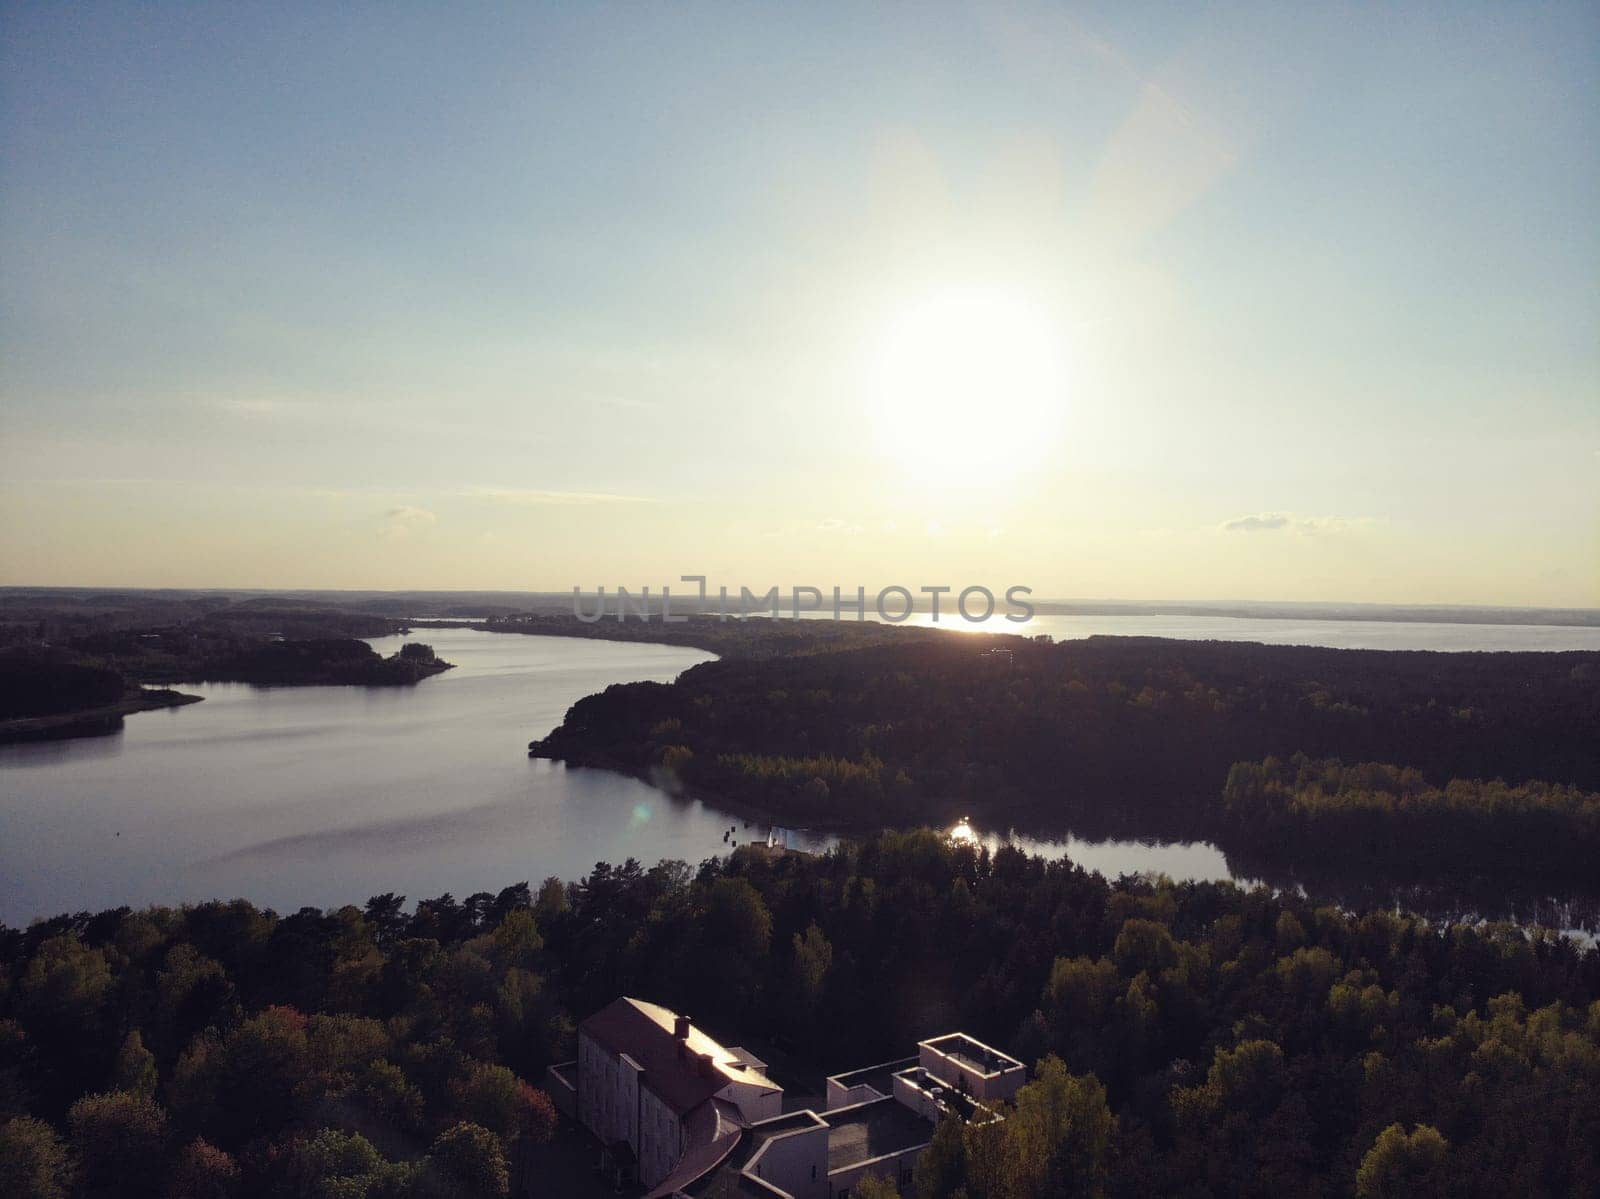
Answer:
xmin=152 ymin=636 xmax=456 ymax=687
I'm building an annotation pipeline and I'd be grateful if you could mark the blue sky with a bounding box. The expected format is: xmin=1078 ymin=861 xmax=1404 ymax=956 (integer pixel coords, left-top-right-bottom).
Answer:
xmin=2 ymin=2 xmax=1596 ymax=603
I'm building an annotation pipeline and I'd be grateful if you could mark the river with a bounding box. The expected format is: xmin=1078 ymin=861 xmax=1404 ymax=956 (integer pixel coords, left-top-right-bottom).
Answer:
xmin=2 ymin=622 xmax=1595 ymax=934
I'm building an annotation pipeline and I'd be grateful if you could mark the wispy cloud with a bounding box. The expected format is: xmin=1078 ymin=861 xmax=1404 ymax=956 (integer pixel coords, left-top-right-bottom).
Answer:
xmin=462 ymin=487 xmax=656 ymax=506
xmin=1222 ymin=512 xmax=1292 ymax=532
xmin=1221 ymin=512 xmax=1382 ymax=535
xmin=378 ymin=505 xmax=437 ymax=540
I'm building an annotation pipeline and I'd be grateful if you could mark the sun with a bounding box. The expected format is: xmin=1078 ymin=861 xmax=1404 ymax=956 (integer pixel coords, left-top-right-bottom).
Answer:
xmin=867 ymin=287 xmax=1067 ymax=484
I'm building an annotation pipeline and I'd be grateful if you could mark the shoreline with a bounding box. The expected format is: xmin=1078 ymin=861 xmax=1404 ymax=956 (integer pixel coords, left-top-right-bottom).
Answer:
xmin=130 ymin=658 xmax=456 ymax=687
xmin=0 ymin=687 xmax=204 ymax=745
xmin=527 ymin=740 xmax=884 ymax=840
xmin=437 ymin=615 xmax=1600 ymax=659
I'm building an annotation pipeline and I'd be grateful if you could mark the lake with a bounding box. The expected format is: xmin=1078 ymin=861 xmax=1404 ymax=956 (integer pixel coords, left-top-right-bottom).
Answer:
xmin=0 ymin=630 xmax=755 ymax=925
xmin=2 ymin=621 xmax=1596 ymax=932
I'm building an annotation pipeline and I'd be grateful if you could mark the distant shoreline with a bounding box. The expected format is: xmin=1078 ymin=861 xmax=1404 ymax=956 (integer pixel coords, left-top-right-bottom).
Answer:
xmin=4 ymin=586 xmax=1596 ymax=628
xmin=1011 ymin=600 xmax=1600 ymax=627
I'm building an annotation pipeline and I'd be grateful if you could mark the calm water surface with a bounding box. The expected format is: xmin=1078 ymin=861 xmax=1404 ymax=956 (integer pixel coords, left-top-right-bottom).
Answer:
xmin=3 ymin=622 xmax=1595 ymax=930
xmin=0 ymin=631 xmax=774 ymax=925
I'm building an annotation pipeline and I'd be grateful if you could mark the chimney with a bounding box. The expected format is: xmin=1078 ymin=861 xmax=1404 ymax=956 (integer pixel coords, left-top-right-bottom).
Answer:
xmin=674 ymin=1015 xmax=691 ymax=1041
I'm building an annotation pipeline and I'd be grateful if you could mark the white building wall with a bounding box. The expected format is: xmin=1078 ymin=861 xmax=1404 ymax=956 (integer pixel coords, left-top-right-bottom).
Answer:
xmin=542 ymin=1062 xmax=577 ymax=1119
xmin=917 ymin=1041 xmax=1025 ymax=1103
xmin=718 ymin=1077 xmax=784 ymax=1123
xmin=825 ymin=1080 xmax=883 ymax=1110
xmin=748 ymin=1122 xmax=829 ymax=1199
xmin=982 ymin=1066 xmax=1025 ymax=1103
xmin=577 ymin=1031 xmax=642 ymax=1162
xmin=637 ymin=1085 xmax=684 ymax=1188
xmin=891 ymin=1072 xmax=943 ymax=1121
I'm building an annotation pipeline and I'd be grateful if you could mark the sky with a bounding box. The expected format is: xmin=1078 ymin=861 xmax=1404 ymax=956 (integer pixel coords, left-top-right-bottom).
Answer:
xmin=1 ymin=2 xmax=1596 ymax=606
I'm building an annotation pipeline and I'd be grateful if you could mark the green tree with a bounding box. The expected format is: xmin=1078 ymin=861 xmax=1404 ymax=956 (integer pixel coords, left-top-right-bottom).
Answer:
xmin=16 ymin=934 xmax=112 ymax=1057
xmin=307 ymin=1013 xmax=392 ymax=1077
xmin=706 ymin=877 xmax=772 ymax=957
xmin=422 ymin=1123 xmax=508 ymax=1199
xmin=216 ymin=1005 xmax=311 ymax=1143
xmin=490 ymin=909 xmax=542 ymax=970
xmin=168 ymin=1138 xmax=241 ymax=1199
xmin=67 ymin=1090 xmax=169 ymax=1199
xmin=1002 ymin=1057 xmax=1115 ymax=1199
xmin=0 ymin=1116 xmax=72 ymax=1199
xmin=532 ymin=877 xmax=569 ymax=924
xmin=855 ymin=1175 xmax=902 ymax=1199
xmin=114 ymin=1030 xmax=159 ymax=1099
xmin=276 ymin=1128 xmax=400 ymax=1199
xmin=455 ymin=1062 xmax=556 ymax=1143
xmin=1111 ymin=920 xmax=1176 ymax=977
xmin=1355 ymin=1123 xmax=1450 ymax=1199
xmin=792 ymin=923 xmax=833 ymax=1008
xmin=1207 ymin=1039 xmax=1286 ymax=1118
xmin=698 ymin=877 xmax=773 ymax=1019
xmin=915 ymin=1115 xmax=968 ymax=1199
xmin=359 ymin=1060 xmax=426 ymax=1137
xmin=1275 ymin=910 xmax=1307 ymax=952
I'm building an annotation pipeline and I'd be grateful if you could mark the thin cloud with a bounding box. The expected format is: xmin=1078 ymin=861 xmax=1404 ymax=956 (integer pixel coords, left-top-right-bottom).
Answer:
xmin=817 ymin=517 xmax=864 ymax=534
xmin=385 ymin=505 xmax=437 ymax=524
xmin=463 ymin=487 xmax=656 ymax=506
xmin=1221 ymin=512 xmax=1381 ymax=535
xmin=378 ymin=506 xmax=437 ymax=540
xmin=1222 ymin=513 xmax=1292 ymax=532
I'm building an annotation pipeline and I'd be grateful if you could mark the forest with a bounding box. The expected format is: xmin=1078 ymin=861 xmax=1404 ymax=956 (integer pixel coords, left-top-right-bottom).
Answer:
xmin=2 ymin=832 xmax=1596 ymax=1197
xmin=0 ymin=650 xmax=200 ymax=745
xmin=1220 ymin=755 xmax=1600 ymax=876
xmin=529 ymin=633 xmax=1600 ymax=885
xmin=0 ymin=591 xmax=454 ymax=734
xmin=0 ymin=653 xmax=126 ymax=721
xmin=0 ymin=592 xmax=411 ymax=649
xmin=49 ymin=634 xmax=453 ymax=688
xmin=479 ymin=611 xmax=942 ymax=659
xmin=0 ymin=639 xmax=450 ymax=727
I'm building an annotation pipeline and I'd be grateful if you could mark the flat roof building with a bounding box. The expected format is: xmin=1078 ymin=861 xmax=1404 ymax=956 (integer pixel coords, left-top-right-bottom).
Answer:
xmin=549 ymin=996 xmax=1026 ymax=1199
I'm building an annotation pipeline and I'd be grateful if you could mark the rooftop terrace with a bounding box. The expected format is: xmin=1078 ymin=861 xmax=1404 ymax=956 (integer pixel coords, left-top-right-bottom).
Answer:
xmin=921 ymin=1033 xmax=1024 ymax=1077
xmin=824 ymin=1098 xmax=934 ymax=1171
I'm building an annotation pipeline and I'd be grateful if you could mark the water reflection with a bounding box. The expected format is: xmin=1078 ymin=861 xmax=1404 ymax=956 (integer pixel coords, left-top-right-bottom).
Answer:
xmin=957 ymin=822 xmax=1238 ymax=886
xmin=946 ymin=817 xmax=1597 ymax=939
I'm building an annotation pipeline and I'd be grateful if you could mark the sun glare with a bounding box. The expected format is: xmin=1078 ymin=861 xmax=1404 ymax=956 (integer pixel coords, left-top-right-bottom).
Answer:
xmin=868 ymin=287 xmax=1067 ymax=483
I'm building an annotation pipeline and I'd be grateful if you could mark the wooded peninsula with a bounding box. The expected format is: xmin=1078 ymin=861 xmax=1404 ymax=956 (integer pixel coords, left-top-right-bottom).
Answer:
xmin=524 ymin=621 xmax=1600 ymax=889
